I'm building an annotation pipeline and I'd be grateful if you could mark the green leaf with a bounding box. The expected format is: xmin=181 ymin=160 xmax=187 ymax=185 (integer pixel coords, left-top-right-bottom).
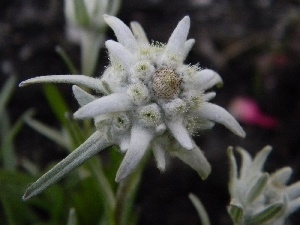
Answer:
xmin=0 ymin=170 xmax=39 ymax=225
xmin=21 ymin=158 xmax=40 ymax=176
xmin=24 ymin=113 xmax=71 ymax=150
xmin=247 ymin=202 xmax=284 ymax=225
xmin=0 ymin=170 xmax=34 ymax=196
xmin=63 ymin=112 xmax=87 ymax=149
xmin=227 ymin=202 xmax=244 ymax=225
xmin=1 ymin=109 xmax=32 ymax=171
xmin=246 ymin=173 xmax=269 ymax=204
xmin=0 ymin=76 xmax=16 ymax=116
xmin=0 ymin=110 xmax=16 ymax=171
xmin=74 ymin=0 xmax=90 ymax=27
xmin=40 ymin=182 xmax=66 ymax=224
xmin=189 ymin=193 xmax=211 ymax=225
xmin=87 ymin=157 xmax=116 ymax=225
xmin=55 ymin=46 xmax=79 ymax=74
xmin=42 ymin=84 xmax=85 ymax=148
xmin=71 ymin=176 xmax=105 ymax=225
xmin=105 ymin=146 xmax=123 ymax=187
xmin=0 ymin=76 xmax=18 ymax=170
xmin=1 ymin=194 xmax=39 ymax=225
xmin=42 ymin=83 xmax=70 ymax=127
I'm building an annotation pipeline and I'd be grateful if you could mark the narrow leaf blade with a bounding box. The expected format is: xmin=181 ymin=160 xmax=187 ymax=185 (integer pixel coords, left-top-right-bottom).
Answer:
xmin=246 ymin=173 xmax=269 ymax=204
xmin=247 ymin=202 xmax=284 ymax=225
xmin=189 ymin=193 xmax=211 ymax=225
xmin=0 ymin=76 xmax=16 ymax=116
xmin=23 ymin=131 xmax=111 ymax=200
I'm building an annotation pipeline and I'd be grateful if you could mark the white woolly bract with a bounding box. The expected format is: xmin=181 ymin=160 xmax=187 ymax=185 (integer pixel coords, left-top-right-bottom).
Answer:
xmin=20 ymin=15 xmax=246 ymax=187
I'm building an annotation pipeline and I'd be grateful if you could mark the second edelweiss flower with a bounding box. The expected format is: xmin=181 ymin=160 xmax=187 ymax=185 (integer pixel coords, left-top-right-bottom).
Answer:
xmin=20 ymin=15 xmax=245 ymax=200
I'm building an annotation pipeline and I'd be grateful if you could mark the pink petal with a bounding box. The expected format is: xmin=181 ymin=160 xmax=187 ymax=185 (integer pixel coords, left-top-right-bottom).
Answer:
xmin=229 ymin=97 xmax=278 ymax=129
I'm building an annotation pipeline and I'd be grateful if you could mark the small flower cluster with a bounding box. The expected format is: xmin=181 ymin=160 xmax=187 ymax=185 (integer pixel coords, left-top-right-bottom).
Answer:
xmin=228 ymin=146 xmax=300 ymax=225
xmin=20 ymin=15 xmax=245 ymax=199
xmin=65 ymin=0 xmax=120 ymax=36
xmin=64 ymin=0 xmax=121 ymax=76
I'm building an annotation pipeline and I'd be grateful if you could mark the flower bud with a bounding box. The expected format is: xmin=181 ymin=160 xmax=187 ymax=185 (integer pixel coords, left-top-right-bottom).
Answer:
xmin=137 ymin=103 xmax=162 ymax=127
xmin=183 ymin=90 xmax=204 ymax=110
xmin=130 ymin=60 xmax=155 ymax=83
xmin=127 ymin=82 xmax=150 ymax=105
xmin=112 ymin=113 xmax=131 ymax=131
xmin=162 ymin=98 xmax=187 ymax=117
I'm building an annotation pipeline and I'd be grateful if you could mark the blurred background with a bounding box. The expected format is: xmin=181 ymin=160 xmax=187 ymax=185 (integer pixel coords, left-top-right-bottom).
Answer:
xmin=1 ymin=0 xmax=300 ymax=224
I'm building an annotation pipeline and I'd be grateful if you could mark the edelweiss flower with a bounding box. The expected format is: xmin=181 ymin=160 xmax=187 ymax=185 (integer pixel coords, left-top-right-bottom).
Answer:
xmin=228 ymin=146 xmax=300 ymax=225
xmin=20 ymin=15 xmax=245 ymax=200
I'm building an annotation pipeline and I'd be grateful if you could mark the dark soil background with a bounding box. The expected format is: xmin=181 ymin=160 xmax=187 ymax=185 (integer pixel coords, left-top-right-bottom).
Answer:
xmin=1 ymin=0 xmax=300 ymax=224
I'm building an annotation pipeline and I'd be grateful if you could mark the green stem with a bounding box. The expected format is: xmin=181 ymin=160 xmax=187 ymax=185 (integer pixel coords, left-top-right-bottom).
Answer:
xmin=88 ymin=157 xmax=116 ymax=225
xmin=81 ymin=30 xmax=105 ymax=76
xmin=1 ymin=195 xmax=17 ymax=225
xmin=114 ymin=151 xmax=150 ymax=225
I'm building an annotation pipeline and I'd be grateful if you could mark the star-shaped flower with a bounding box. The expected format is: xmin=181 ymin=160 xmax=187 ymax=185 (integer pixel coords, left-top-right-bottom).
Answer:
xmin=20 ymin=15 xmax=245 ymax=200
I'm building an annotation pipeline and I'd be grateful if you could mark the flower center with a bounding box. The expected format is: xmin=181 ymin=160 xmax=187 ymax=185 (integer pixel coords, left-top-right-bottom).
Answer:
xmin=152 ymin=68 xmax=182 ymax=99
